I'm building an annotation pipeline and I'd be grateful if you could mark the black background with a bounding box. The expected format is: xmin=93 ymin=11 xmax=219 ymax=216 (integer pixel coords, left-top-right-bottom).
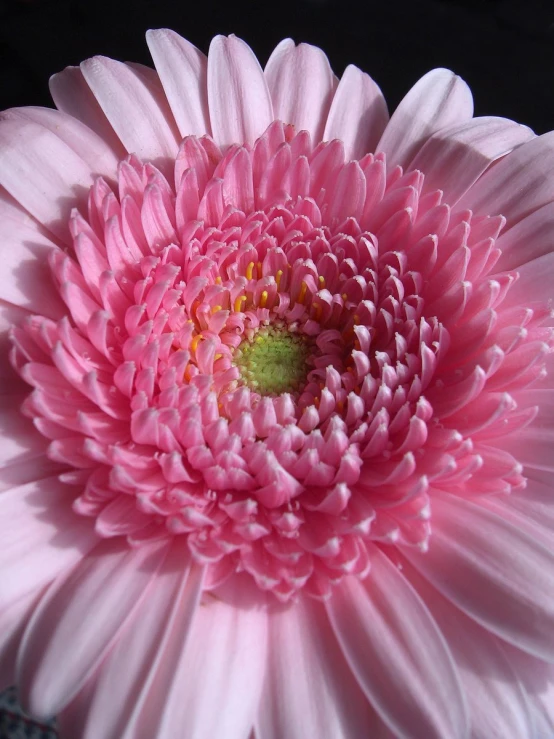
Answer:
xmin=0 ymin=0 xmax=554 ymax=134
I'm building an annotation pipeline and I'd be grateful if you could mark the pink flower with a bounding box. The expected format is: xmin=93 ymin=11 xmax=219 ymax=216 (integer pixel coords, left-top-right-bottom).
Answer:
xmin=1 ymin=28 xmax=554 ymax=738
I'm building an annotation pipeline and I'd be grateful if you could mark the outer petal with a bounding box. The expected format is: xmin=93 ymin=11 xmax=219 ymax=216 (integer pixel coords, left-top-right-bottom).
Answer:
xmin=0 ymin=478 xmax=98 ymax=610
xmin=80 ymin=56 xmax=181 ymax=164
xmin=0 ymin=302 xmax=28 ymax=396
xmin=398 ymin=555 xmax=535 ymax=739
xmin=402 ymin=492 xmax=554 ymax=661
xmin=326 ymin=547 xmax=468 ymax=739
xmin=324 ymin=64 xmax=389 ymax=160
xmin=256 ymin=597 xmax=373 ymax=739
xmin=17 ymin=538 xmax=170 ymax=718
xmin=0 ymin=189 xmax=66 ymax=316
xmin=377 ymin=68 xmax=473 ymax=170
xmin=457 ymin=131 xmax=554 ymax=227
xmin=49 ymin=66 xmax=127 ymax=159
xmin=0 ymin=116 xmax=101 ymax=242
xmin=2 ymin=107 xmax=120 ymax=180
xmin=0 ymin=589 xmax=43 ymax=690
xmin=146 ymin=28 xmax=211 ymax=137
xmin=409 ymin=117 xmax=534 ymax=204
xmin=57 ymin=542 xmax=203 ymax=739
xmin=208 ymin=35 xmax=274 ymax=148
xmin=265 ymin=39 xmax=337 ymax=144
xmin=495 ymin=201 xmax=554 ymax=271
xmin=147 ymin=576 xmax=268 ymax=739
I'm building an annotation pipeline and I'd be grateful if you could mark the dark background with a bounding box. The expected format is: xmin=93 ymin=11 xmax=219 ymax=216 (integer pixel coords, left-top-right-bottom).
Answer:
xmin=0 ymin=0 xmax=554 ymax=134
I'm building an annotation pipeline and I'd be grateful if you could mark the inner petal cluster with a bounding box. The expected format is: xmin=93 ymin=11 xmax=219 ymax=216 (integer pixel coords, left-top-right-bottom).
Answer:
xmin=11 ymin=120 xmax=553 ymax=601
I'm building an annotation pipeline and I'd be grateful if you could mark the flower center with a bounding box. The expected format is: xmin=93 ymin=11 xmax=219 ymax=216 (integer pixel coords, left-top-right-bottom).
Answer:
xmin=233 ymin=324 xmax=312 ymax=395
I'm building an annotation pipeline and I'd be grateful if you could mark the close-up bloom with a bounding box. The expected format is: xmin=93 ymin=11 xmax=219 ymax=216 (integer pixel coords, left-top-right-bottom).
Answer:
xmin=2 ymin=27 xmax=554 ymax=738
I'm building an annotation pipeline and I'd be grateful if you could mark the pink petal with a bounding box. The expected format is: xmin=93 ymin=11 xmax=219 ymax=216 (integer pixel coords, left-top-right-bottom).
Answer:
xmin=147 ymin=576 xmax=268 ymax=739
xmin=402 ymin=492 xmax=554 ymax=661
xmin=0 ymin=400 xmax=48 ymax=470
xmin=6 ymin=106 xmax=120 ymax=179
xmin=265 ymin=39 xmax=337 ymax=144
xmin=0 ymin=478 xmax=98 ymax=610
xmin=502 ymin=250 xmax=554 ymax=308
xmin=324 ymin=64 xmax=388 ymax=160
xmin=410 ymin=116 xmax=534 ymax=204
xmin=208 ymin=35 xmax=274 ymax=148
xmin=495 ymin=201 xmax=554 ymax=271
xmin=458 ymin=131 xmax=554 ymax=227
xmin=0 ymin=115 xmax=100 ymax=242
xmin=0 ymin=190 xmax=66 ymax=315
xmin=0 ymin=302 xmax=28 ymax=396
xmin=326 ymin=547 xmax=468 ymax=739
xmin=56 ymin=542 xmax=203 ymax=739
xmin=377 ymin=68 xmax=473 ymax=170
xmin=256 ymin=595 xmax=373 ymax=739
xmin=17 ymin=537 xmax=169 ymax=717
xmin=146 ymin=28 xmax=211 ymax=137
xmin=400 ymin=555 xmax=535 ymax=739
xmin=80 ymin=56 xmax=181 ymax=163
xmin=49 ymin=66 xmax=127 ymax=159
xmin=0 ymin=589 xmax=42 ymax=691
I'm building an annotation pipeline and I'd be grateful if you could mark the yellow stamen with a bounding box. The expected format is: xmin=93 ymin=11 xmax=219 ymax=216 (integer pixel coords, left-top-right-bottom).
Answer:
xmin=215 ymin=276 xmax=222 ymax=284
xmin=259 ymin=290 xmax=269 ymax=309
xmin=276 ymin=269 xmax=283 ymax=289
xmin=215 ymin=353 xmax=223 ymax=361
xmin=341 ymin=293 xmax=348 ymax=302
xmin=211 ymin=304 xmax=223 ymax=314
xmin=318 ymin=275 xmax=325 ymax=288
xmin=312 ymin=302 xmax=322 ymax=321
xmin=234 ymin=295 xmax=247 ymax=313
xmin=298 ymin=281 xmax=308 ymax=305
xmin=191 ymin=334 xmax=203 ymax=353
xmin=246 ymin=262 xmax=255 ymax=280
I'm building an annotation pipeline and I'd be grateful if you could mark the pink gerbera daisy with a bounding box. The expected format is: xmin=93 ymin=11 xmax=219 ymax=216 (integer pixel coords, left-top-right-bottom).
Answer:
xmin=1 ymin=28 xmax=554 ymax=738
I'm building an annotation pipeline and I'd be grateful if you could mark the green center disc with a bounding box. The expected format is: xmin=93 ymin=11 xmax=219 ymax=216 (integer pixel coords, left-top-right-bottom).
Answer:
xmin=234 ymin=325 xmax=311 ymax=395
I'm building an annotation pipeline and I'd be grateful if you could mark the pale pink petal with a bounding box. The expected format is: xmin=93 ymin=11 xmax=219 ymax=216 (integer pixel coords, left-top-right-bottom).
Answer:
xmin=458 ymin=131 xmax=554 ymax=227
xmin=208 ymin=35 xmax=274 ymax=148
xmin=495 ymin=201 xmax=554 ymax=271
xmin=0 ymin=189 xmax=66 ymax=315
xmin=496 ymin=425 xmax=554 ymax=473
xmin=324 ymin=64 xmax=388 ymax=160
xmin=0 ymin=302 xmax=28 ymax=395
xmin=0 ymin=116 xmax=100 ymax=242
xmin=5 ymin=107 xmax=120 ymax=179
xmin=146 ymin=28 xmax=211 ymax=137
xmin=0 ymin=399 xmax=48 ymax=469
xmin=146 ymin=576 xmax=268 ymax=739
xmin=326 ymin=547 xmax=468 ymax=739
xmin=409 ymin=116 xmax=534 ymax=204
xmin=57 ymin=542 xmax=203 ymax=739
xmin=17 ymin=538 xmax=169 ymax=718
xmin=80 ymin=56 xmax=181 ymax=163
xmin=49 ymin=66 xmax=127 ymax=158
xmin=402 ymin=493 xmax=554 ymax=661
xmin=0 ymin=478 xmax=98 ymax=609
xmin=501 ymin=251 xmax=554 ymax=307
xmin=377 ymin=68 xmax=473 ymax=170
xmin=0 ymin=589 xmax=43 ymax=691
xmin=265 ymin=39 xmax=337 ymax=144
xmin=500 ymin=646 xmax=554 ymax=739
xmin=256 ymin=596 xmax=373 ymax=739
xmin=400 ymin=555 xmax=535 ymax=739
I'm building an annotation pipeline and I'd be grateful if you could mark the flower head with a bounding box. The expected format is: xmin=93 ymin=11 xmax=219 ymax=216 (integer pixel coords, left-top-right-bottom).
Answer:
xmin=2 ymin=29 xmax=554 ymax=739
